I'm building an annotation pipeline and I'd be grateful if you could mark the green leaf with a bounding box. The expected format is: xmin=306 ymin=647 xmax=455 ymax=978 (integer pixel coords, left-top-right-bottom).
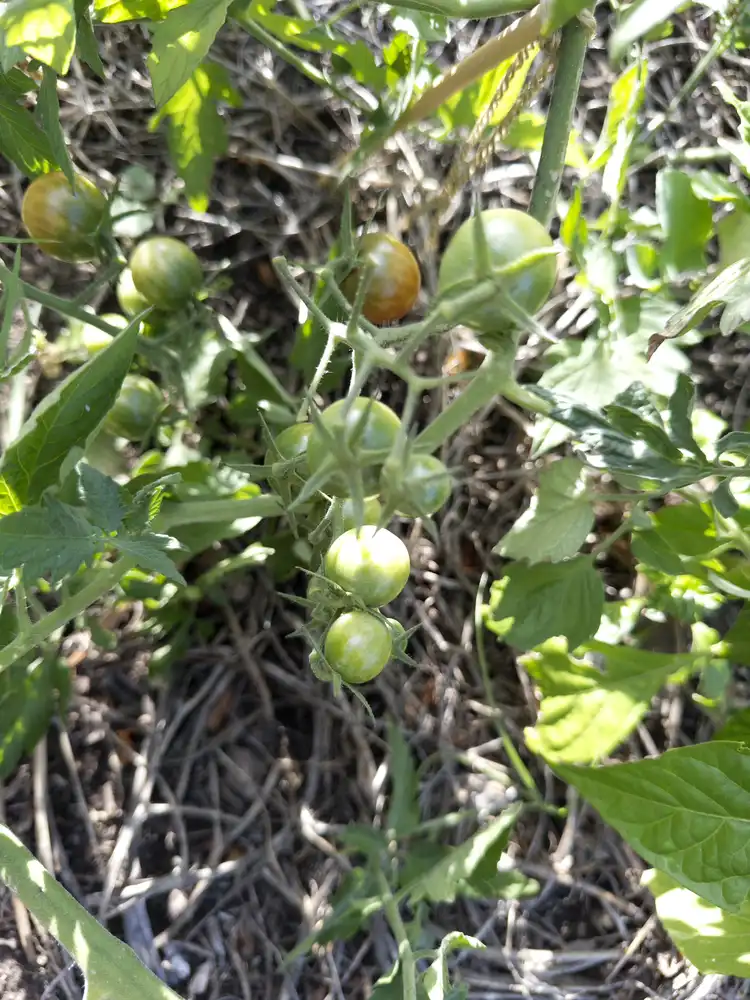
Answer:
xmin=487 ymin=557 xmax=603 ymax=651
xmin=151 ymin=60 xmax=240 ymax=212
xmin=588 ymin=63 xmax=647 ymax=172
xmin=643 ymin=868 xmax=750 ymax=976
xmin=692 ymin=171 xmax=749 ymax=206
xmin=718 ymin=209 xmax=750 ymax=268
xmin=405 ymin=806 xmax=521 ymax=904
xmin=386 ymin=722 xmax=420 ymax=838
xmin=523 ymin=638 xmax=699 ymax=764
xmin=0 ymin=75 xmax=58 ymax=175
xmin=112 ymin=532 xmax=185 ymax=584
xmin=1 ymin=0 xmax=76 ymax=73
xmin=0 ymin=321 xmax=137 ymax=506
xmin=0 ymin=499 xmax=100 ymax=582
xmin=648 ymin=503 xmax=716 ymax=559
xmin=0 ymin=643 xmax=64 ymax=779
xmin=37 ymin=67 xmax=74 ymax=185
xmin=656 ymin=168 xmax=713 ymax=278
xmin=74 ymin=0 xmax=105 ymax=75
xmin=668 ymin=372 xmax=705 ymax=459
xmin=495 ymin=458 xmax=593 ymax=563
xmin=93 ymin=0 xmax=184 ymax=21
xmin=503 ymin=112 xmax=588 ymax=169
xmin=556 ymin=742 xmax=750 ymax=911
xmin=147 ymin=0 xmax=232 ymax=107
xmin=714 ymin=707 xmax=750 ymax=743
xmin=78 ymin=463 xmax=127 ymax=533
xmin=610 ymin=0 xmax=691 ymax=61
xmin=423 ymin=933 xmax=485 ymax=1000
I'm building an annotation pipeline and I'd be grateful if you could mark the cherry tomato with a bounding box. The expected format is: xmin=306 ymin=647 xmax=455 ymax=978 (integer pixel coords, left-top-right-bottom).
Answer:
xmin=129 ymin=236 xmax=203 ymax=310
xmin=307 ymin=397 xmax=401 ymax=497
xmin=437 ymin=209 xmax=556 ymax=334
xmin=265 ymin=422 xmax=313 ymax=465
xmin=382 ymin=454 xmax=453 ymax=517
xmin=341 ymin=233 xmax=421 ymax=325
xmin=324 ymin=610 xmax=391 ymax=683
xmin=324 ymin=525 xmax=410 ymax=607
xmin=22 ymin=171 xmax=107 ymax=262
xmin=104 ymin=374 xmax=164 ymax=440
xmin=334 ymin=495 xmax=382 ymax=533
xmin=117 ymin=267 xmax=151 ymax=316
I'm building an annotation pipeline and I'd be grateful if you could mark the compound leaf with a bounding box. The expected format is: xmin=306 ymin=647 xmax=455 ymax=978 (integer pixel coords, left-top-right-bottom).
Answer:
xmin=0 ymin=499 xmax=100 ymax=582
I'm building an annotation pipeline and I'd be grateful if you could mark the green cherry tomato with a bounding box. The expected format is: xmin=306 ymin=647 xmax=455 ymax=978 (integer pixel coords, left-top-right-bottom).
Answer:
xmin=382 ymin=454 xmax=453 ymax=517
xmin=129 ymin=236 xmax=203 ymax=310
xmin=265 ymin=422 xmax=313 ymax=465
xmin=324 ymin=525 xmax=410 ymax=607
xmin=334 ymin=495 xmax=383 ymax=532
xmin=117 ymin=267 xmax=151 ymax=316
xmin=307 ymin=397 xmax=401 ymax=497
xmin=341 ymin=233 xmax=421 ymax=325
xmin=324 ymin=610 xmax=392 ymax=683
xmin=437 ymin=209 xmax=556 ymax=335
xmin=104 ymin=374 xmax=164 ymax=440
xmin=22 ymin=171 xmax=107 ymax=262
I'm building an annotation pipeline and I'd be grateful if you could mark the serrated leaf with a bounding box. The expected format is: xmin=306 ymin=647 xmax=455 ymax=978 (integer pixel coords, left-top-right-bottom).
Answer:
xmin=495 ymin=458 xmax=593 ymax=563
xmin=523 ymin=638 xmax=699 ymax=764
xmin=643 ymin=868 xmax=750 ymax=976
xmin=78 ymin=463 xmax=127 ymax=533
xmin=0 ymin=499 xmax=100 ymax=582
xmin=151 ymin=60 xmax=239 ymax=212
xmin=0 ymin=322 xmax=137 ymax=506
xmin=1 ymin=0 xmax=76 ymax=73
xmin=406 ymin=806 xmax=521 ymax=904
xmin=37 ymin=67 xmax=73 ymax=185
xmin=386 ymin=721 xmax=420 ymax=838
xmin=112 ymin=532 xmax=185 ymax=584
xmin=556 ymin=742 xmax=750 ymax=911
xmin=0 ymin=76 xmax=58 ymax=175
xmin=147 ymin=0 xmax=232 ymax=107
xmin=610 ymin=0 xmax=688 ymax=60
xmin=487 ymin=557 xmax=603 ymax=652
xmin=0 ymin=642 xmax=64 ymax=778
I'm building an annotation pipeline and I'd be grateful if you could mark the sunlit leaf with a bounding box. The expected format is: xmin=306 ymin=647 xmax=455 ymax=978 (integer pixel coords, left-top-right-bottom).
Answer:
xmin=0 ymin=499 xmax=101 ymax=582
xmin=610 ymin=0 xmax=689 ymax=60
xmin=0 ymin=75 xmax=58 ymax=176
xmin=93 ymin=0 xmax=185 ymax=23
xmin=656 ymin=168 xmax=713 ymax=278
xmin=147 ymin=0 xmax=232 ymax=107
xmin=1 ymin=0 xmax=76 ymax=73
xmin=37 ymin=67 xmax=74 ymax=185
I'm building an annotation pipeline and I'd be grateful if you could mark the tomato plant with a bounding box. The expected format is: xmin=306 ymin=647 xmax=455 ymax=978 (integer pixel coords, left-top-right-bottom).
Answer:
xmin=323 ymin=610 xmax=392 ymax=683
xmin=129 ymin=236 xmax=203 ymax=310
xmin=324 ymin=525 xmax=410 ymax=607
xmin=22 ymin=172 xmax=107 ymax=262
xmin=341 ymin=232 xmax=421 ymax=324
xmin=381 ymin=454 xmax=453 ymax=517
xmin=334 ymin=495 xmax=382 ymax=532
xmin=104 ymin=374 xmax=164 ymax=440
xmin=437 ymin=209 xmax=556 ymax=334
xmin=265 ymin=422 xmax=313 ymax=464
xmin=306 ymin=397 xmax=401 ymax=496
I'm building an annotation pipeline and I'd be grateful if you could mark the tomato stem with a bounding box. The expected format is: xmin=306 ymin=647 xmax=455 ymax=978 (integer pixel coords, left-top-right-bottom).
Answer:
xmin=528 ymin=14 xmax=590 ymax=227
xmin=376 ymin=870 xmax=418 ymax=1000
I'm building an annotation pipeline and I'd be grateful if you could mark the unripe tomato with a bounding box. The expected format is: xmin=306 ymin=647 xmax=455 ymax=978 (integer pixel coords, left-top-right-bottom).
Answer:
xmin=341 ymin=233 xmax=421 ymax=325
xmin=117 ymin=267 xmax=151 ymax=316
xmin=324 ymin=525 xmax=410 ymax=607
xmin=22 ymin=171 xmax=107 ymax=262
xmin=324 ymin=610 xmax=391 ymax=683
xmin=382 ymin=454 xmax=453 ymax=517
xmin=307 ymin=397 xmax=401 ymax=497
xmin=334 ymin=495 xmax=382 ymax=532
xmin=104 ymin=374 xmax=164 ymax=440
xmin=265 ymin=422 xmax=313 ymax=464
xmin=437 ymin=209 xmax=556 ymax=334
xmin=129 ymin=236 xmax=203 ymax=310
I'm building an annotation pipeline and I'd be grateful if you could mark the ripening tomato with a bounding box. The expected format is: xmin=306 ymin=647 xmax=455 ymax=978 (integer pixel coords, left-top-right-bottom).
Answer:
xmin=341 ymin=233 xmax=421 ymax=325
xmin=324 ymin=610 xmax=392 ymax=683
xmin=382 ymin=454 xmax=453 ymax=517
xmin=324 ymin=525 xmax=410 ymax=607
xmin=22 ymin=171 xmax=107 ymax=262
xmin=129 ymin=236 xmax=203 ymax=310
xmin=265 ymin=422 xmax=313 ymax=465
xmin=117 ymin=267 xmax=151 ymax=316
xmin=307 ymin=397 xmax=401 ymax=497
xmin=437 ymin=209 xmax=556 ymax=334
xmin=104 ymin=375 xmax=164 ymax=440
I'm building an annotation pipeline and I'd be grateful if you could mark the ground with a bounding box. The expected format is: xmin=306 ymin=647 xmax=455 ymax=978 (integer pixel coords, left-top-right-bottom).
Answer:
xmin=1 ymin=4 xmax=750 ymax=999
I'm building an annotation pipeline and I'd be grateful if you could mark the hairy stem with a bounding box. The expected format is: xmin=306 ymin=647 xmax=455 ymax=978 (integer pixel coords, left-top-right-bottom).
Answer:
xmin=529 ymin=14 xmax=589 ymax=227
xmin=0 ymin=556 xmax=135 ymax=674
